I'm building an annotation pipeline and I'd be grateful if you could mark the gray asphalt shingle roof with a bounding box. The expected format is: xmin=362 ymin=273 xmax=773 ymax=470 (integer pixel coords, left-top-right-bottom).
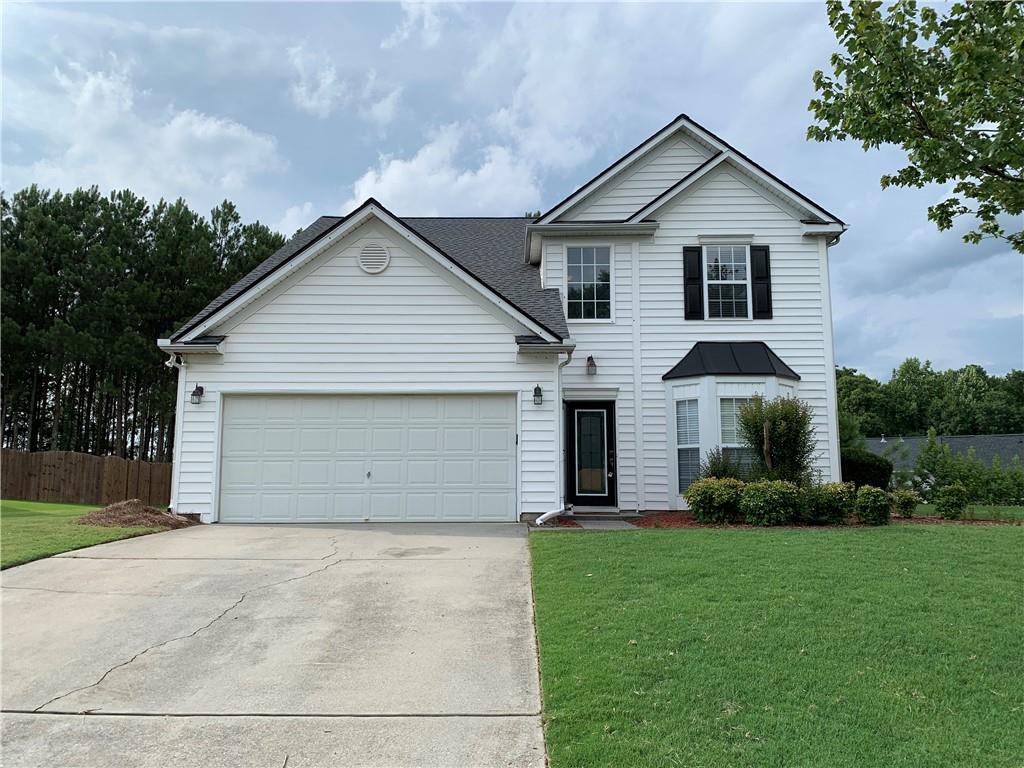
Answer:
xmin=865 ymin=434 xmax=1024 ymax=471
xmin=171 ymin=210 xmax=568 ymax=341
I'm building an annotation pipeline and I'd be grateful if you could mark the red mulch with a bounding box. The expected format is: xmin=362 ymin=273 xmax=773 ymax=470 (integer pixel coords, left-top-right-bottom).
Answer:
xmin=76 ymin=499 xmax=200 ymax=530
xmin=554 ymin=517 xmax=583 ymax=528
xmin=632 ymin=511 xmax=1018 ymax=529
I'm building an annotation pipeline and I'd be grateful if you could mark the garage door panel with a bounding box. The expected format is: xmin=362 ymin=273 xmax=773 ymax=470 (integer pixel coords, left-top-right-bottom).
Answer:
xmin=220 ymin=395 xmax=516 ymax=522
xmin=333 ymin=493 xmax=365 ymax=521
xmin=337 ymin=427 xmax=368 ymax=450
xmin=372 ymin=428 xmax=403 ymax=451
xmin=263 ymin=428 xmax=296 ymax=453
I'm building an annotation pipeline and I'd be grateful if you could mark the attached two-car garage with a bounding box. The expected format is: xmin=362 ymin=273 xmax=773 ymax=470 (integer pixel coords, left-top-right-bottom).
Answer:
xmin=218 ymin=394 xmax=518 ymax=522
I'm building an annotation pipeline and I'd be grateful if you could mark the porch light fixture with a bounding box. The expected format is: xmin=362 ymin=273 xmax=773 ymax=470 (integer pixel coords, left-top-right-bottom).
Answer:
xmin=190 ymin=385 xmax=205 ymax=405
xmin=586 ymin=355 xmax=597 ymax=376
xmin=533 ymin=385 xmax=543 ymax=406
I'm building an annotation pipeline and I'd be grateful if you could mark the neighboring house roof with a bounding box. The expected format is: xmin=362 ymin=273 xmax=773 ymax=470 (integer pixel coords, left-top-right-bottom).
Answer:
xmin=171 ymin=208 xmax=569 ymax=342
xmin=865 ymin=434 xmax=1024 ymax=471
xmin=662 ymin=341 xmax=801 ymax=381
xmin=534 ymin=113 xmax=845 ymax=227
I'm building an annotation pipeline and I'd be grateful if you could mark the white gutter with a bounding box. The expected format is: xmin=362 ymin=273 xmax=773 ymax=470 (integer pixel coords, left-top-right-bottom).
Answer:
xmin=157 ymin=338 xmax=223 ymax=354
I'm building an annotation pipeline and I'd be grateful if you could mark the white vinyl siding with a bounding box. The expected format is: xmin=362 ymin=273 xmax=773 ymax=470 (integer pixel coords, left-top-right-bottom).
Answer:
xmin=675 ymin=399 xmax=700 ymax=492
xmin=547 ymin=157 xmax=839 ymax=511
xmin=640 ymin=164 xmax=839 ymax=506
xmin=172 ymin=218 xmax=559 ymax=522
xmin=562 ymin=132 xmax=714 ymax=221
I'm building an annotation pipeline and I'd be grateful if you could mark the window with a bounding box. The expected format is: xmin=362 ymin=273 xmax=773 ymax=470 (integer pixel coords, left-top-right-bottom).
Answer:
xmin=705 ymin=244 xmax=750 ymax=319
xmin=675 ymin=399 xmax=700 ymax=492
xmin=567 ymin=246 xmax=611 ymax=320
xmin=719 ymin=397 xmax=755 ymax=469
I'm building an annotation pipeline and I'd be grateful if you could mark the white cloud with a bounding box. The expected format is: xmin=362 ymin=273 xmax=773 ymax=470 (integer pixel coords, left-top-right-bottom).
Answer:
xmin=2 ymin=60 xmax=285 ymax=214
xmin=381 ymin=3 xmax=447 ymax=49
xmin=275 ymin=201 xmax=315 ymax=236
xmin=360 ymin=86 xmax=403 ymax=128
xmin=287 ymin=44 xmax=348 ymax=118
xmin=340 ymin=123 xmax=540 ymax=216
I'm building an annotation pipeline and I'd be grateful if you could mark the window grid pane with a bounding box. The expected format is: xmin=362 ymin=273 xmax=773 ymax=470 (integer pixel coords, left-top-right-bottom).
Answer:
xmin=720 ymin=397 xmax=751 ymax=444
xmin=678 ymin=447 xmax=700 ymax=491
xmin=675 ymin=399 xmax=699 ymax=446
xmin=567 ymin=246 xmax=612 ymax=320
xmin=705 ymin=244 xmax=749 ymax=319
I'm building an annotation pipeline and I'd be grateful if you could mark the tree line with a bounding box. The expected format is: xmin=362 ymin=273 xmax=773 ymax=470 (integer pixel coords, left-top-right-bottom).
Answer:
xmin=838 ymin=358 xmax=1024 ymax=440
xmin=1 ymin=185 xmax=288 ymax=461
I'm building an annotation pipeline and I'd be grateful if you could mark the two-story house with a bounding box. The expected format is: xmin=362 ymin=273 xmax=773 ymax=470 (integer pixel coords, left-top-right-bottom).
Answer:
xmin=158 ymin=114 xmax=845 ymax=523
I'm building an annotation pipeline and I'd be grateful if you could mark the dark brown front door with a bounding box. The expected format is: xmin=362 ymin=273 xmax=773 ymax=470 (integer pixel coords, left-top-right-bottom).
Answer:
xmin=565 ymin=401 xmax=616 ymax=507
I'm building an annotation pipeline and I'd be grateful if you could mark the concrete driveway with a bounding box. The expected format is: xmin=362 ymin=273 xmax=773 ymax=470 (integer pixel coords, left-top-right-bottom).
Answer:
xmin=1 ymin=524 xmax=544 ymax=767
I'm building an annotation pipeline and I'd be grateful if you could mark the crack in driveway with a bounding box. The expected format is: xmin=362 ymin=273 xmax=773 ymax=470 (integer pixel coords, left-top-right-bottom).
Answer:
xmin=33 ymin=537 xmax=345 ymax=714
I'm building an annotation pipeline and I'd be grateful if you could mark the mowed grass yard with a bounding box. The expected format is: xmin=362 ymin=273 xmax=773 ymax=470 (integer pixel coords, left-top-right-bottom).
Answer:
xmin=914 ymin=503 xmax=1024 ymax=522
xmin=0 ymin=499 xmax=159 ymax=569
xmin=531 ymin=526 xmax=1024 ymax=768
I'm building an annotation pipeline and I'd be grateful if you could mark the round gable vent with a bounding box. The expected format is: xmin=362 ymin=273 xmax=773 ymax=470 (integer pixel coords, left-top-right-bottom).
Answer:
xmin=358 ymin=242 xmax=390 ymax=274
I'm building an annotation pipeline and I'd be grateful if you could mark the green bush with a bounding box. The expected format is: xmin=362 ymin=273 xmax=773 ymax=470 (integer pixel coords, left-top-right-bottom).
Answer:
xmin=855 ymin=485 xmax=891 ymax=526
xmin=935 ymin=482 xmax=969 ymax=520
xmin=740 ymin=480 xmax=801 ymax=526
xmin=736 ymin=396 xmax=818 ymax=485
xmin=802 ymin=481 xmax=855 ymax=525
xmin=891 ymin=488 xmax=920 ymax=519
xmin=685 ymin=477 xmax=745 ymax=524
xmin=841 ymin=448 xmax=893 ymax=489
xmin=697 ymin=447 xmax=747 ymax=481
xmin=914 ymin=428 xmax=1024 ymax=504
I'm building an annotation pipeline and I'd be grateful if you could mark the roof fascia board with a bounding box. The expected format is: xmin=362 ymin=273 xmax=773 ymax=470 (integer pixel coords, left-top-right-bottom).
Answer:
xmin=178 ymin=205 xmax=375 ymax=342
xmin=183 ymin=201 xmax=562 ymax=344
xmin=534 ymin=114 xmax=702 ymax=224
xmin=527 ymin=222 xmax=660 ymax=235
xmin=678 ymin=115 xmax=846 ymax=225
xmin=157 ymin=338 xmax=223 ymax=354
xmin=626 ymin=153 xmax=729 ymax=222
xmin=369 ymin=206 xmax=563 ymax=342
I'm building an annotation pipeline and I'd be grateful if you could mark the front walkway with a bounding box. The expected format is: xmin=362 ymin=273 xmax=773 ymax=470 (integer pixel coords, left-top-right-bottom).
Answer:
xmin=1 ymin=523 xmax=544 ymax=767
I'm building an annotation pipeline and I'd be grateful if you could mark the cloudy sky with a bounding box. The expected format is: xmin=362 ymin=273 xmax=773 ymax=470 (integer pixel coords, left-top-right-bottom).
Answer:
xmin=3 ymin=2 xmax=1021 ymax=378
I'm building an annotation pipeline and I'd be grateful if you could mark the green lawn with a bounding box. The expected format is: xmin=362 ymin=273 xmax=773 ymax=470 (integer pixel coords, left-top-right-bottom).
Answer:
xmin=913 ymin=503 xmax=1024 ymax=522
xmin=0 ymin=499 xmax=160 ymax=569
xmin=531 ymin=526 xmax=1024 ymax=768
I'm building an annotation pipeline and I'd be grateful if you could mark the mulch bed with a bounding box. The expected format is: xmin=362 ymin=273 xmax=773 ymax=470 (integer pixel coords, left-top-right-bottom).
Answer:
xmin=633 ymin=511 xmax=1018 ymax=529
xmin=76 ymin=499 xmax=200 ymax=530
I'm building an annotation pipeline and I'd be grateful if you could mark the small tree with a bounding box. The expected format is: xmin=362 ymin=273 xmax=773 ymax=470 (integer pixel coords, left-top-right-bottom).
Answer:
xmin=737 ymin=396 xmax=818 ymax=485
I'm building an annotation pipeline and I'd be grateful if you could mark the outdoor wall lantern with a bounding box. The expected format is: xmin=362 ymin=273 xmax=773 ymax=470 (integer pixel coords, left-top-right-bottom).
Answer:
xmin=190 ymin=385 xmax=205 ymax=405
xmin=533 ymin=385 xmax=543 ymax=406
xmin=586 ymin=355 xmax=598 ymax=376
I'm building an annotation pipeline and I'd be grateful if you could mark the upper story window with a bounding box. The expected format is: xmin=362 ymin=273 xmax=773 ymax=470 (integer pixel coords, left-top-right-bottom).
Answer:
xmin=705 ymin=245 xmax=750 ymax=319
xmin=567 ymin=246 xmax=611 ymax=320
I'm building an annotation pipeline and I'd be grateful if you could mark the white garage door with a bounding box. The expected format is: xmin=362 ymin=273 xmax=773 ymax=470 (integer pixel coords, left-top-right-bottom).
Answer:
xmin=218 ymin=394 xmax=517 ymax=523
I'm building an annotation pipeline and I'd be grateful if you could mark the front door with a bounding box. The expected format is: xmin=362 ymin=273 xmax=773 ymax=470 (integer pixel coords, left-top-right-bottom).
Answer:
xmin=565 ymin=401 xmax=617 ymax=507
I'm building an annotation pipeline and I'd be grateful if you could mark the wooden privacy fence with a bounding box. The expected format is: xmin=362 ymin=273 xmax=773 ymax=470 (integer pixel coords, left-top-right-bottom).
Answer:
xmin=1 ymin=450 xmax=172 ymax=508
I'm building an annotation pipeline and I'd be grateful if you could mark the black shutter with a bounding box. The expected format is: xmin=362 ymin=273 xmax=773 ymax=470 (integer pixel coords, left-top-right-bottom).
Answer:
xmin=750 ymin=245 xmax=772 ymax=319
xmin=683 ymin=246 xmax=704 ymax=320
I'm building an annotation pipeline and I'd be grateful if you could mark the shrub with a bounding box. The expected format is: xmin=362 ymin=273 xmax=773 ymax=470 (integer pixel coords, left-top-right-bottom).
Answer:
xmin=685 ymin=477 xmax=745 ymax=524
xmin=891 ymin=488 xmax=920 ymax=519
xmin=855 ymin=485 xmax=891 ymax=526
xmin=913 ymin=428 xmax=1024 ymax=504
xmin=934 ymin=482 xmax=969 ymax=520
xmin=698 ymin=446 xmax=747 ymax=481
xmin=740 ymin=480 xmax=801 ymax=526
xmin=736 ymin=396 xmax=818 ymax=486
xmin=802 ymin=481 xmax=855 ymax=525
xmin=841 ymin=448 xmax=893 ymax=490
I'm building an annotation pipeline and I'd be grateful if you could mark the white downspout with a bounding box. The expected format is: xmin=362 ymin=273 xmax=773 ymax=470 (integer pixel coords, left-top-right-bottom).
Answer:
xmin=535 ymin=346 xmax=574 ymax=526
